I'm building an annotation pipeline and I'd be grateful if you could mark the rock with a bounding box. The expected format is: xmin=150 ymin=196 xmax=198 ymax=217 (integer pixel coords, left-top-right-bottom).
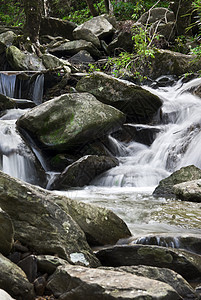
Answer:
xmin=46 ymin=264 xmax=180 ymax=300
xmin=148 ymin=49 xmax=201 ymax=79
xmin=0 ymin=31 xmax=16 ymax=54
xmin=0 ymin=93 xmax=15 ymax=111
xmin=112 ymin=124 xmax=161 ymax=145
xmin=68 ymin=50 xmax=95 ymax=63
xmin=42 ymin=53 xmax=71 ymax=71
xmin=76 ymin=71 xmax=162 ymax=123
xmin=173 ymin=179 xmax=201 ymax=202
xmin=108 ymin=30 xmax=134 ymax=54
xmin=17 ymin=92 xmax=125 ymax=152
xmin=17 ymin=255 xmax=37 ymax=283
xmin=33 ymin=274 xmax=47 ymax=296
xmin=51 ymin=192 xmax=132 ymax=246
xmin=37 ymin=255 xmax=69 ymax=275
xmin=0 ymin=253 xmax=35 ymax=300
xmin=130 ymin=233 xmax=201 ymax=255
xmin=0 ymin=171 xmax=99 ymax=267
xmin=40 ymin=17 xmax=77 ymax=40
xmin=49 ymin=155 xmax=119 ymax=190
xmin=0 ymin=289 xmax=16 ymax=300
xmin=73 ymin=28 xmax=101 ymax=49
xmin=49 ymin=39 xmax=101 ymax=59
xmin=102 ymin=265 xmax=197 ymax=300
xmin=150 ymin=21 xmax=176 ymax=42
xmin=0 ymin=208 xmax=14 ymax=255
xmin=153 ymin=165 xmax=201 ymax=197
xmin=6 ymin=46 xmax=45 ymax=71
xmin=138 ymin=8 xmax=175 ymax=25
xmin=96 ymin=244 xmax=201 ymax=280
xmin=74 ymin=15 xmax=115 ymax=40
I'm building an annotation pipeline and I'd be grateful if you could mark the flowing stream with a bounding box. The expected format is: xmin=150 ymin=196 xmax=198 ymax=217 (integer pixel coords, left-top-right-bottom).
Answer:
xmin=1 ymin=74 xmax=201 ymax=240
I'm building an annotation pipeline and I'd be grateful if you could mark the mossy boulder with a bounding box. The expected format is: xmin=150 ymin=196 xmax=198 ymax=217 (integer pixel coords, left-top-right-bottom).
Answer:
xmin=0 ymin=31 xmax=16 ymax=54
xmin=0 ymin=94 xmax=15 ymax=111
xmin=148 ymin=49 xmax=201 ymax=79
xmin=0 ymin=171 xmax=99 ymax=267
xmin=76 ymin=71 xmax=162 ymax=123
xmin=0 ymin=253 xmax=35 ymax=300
xmin=153 ymin=165 xmax=201 ymax=197
xmin=6 ymin=46 xmax=45 ymax=71
xmin=0 ymin=209 xmax=14 ymax=256
xmin=17 ymin=92 xmax=125 ymax=152
xmin=96 ymin=244 xmax=201 ymax=280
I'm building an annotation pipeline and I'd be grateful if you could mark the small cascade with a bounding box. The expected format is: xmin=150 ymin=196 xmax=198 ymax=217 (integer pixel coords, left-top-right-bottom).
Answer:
xmin=93 ymin=77 xmax=201 ymax=187
xmin=32 ymin=74 xmax=44 ymax=105
xmin=0 ymin=73 xmax=16 ymax=97
xmin=132 ymin=235 xmax=181 ymax=249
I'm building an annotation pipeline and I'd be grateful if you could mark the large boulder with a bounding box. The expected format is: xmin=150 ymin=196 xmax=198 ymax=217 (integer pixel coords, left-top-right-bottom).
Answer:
xmin=17 ymin=92 xmax=125 ymax=152
xmin=46 ymin=264 xmax=180 ymax=300
xmin=105 ymin=265 xmax=196 ymax=300
xmin=0 ymin=31 xmax=16 ymax=54
xmin=49 ymin=155 xmax=119 ymax=190
xmin=138 ymin=8 xmax=175 ymax=25
xmin=0 ymin=209 xmax=14 ymax=255
xmin=74 ymin=15 xmax=115 ymax=40
xmin=153 ymin=165 xmax=201 ymax=197
xmin=148 ymin=49 xmax=201 ymax=79
xmin=40 ymin=17 xmax=77 ymax=40
xmin=0 ymin=253 xmax=35 ymax=300
xmin=6 ymin=46 xmax=45 ymax=71
xmin=0 ymin=94 xmax=15 ymax=111
xmin=0 ymin=170 xmax=131 ymax=248
xmin=173 ymin=179 xmax=201 ymax=202
xmin=73 ymin=28 xmax=101 ymax=49
xmin=76 ymin=72 xmax=162 ymax=123
xmin=49 ymin=39 xmax=101 ymax=59
xmin=96 ymin=244 xmax=201 ymax=280
xmin=42 ymin=53 xmax=71 ymax=71
xmin=0 ymin=171 xmax=99 ymax=267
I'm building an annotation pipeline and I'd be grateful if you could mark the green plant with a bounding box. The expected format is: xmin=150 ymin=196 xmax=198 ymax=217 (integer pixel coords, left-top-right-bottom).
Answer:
xmin=0 ymin=0 xmax=25 ymax=26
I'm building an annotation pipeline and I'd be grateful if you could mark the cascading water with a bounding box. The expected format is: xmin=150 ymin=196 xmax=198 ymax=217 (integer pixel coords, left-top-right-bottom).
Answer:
xmin=0 ymin=73 xmax=16 ymax=97
xmin=92 ymin=77 xmax=201 ymax=187
xmin=32 ymin=74 xmax=44 ymax=105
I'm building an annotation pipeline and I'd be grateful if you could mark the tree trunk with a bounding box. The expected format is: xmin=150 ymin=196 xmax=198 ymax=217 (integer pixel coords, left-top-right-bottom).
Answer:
xmin=85 ymin=0 xmax=99 ymax=17
xmin=23 ymin=0 xmax=43 ymax=45
xmin=170 ymin=0 xmax=193 ymax=35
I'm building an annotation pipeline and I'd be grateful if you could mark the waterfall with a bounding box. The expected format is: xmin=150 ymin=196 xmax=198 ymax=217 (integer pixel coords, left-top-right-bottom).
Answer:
xmin=32 ymin=74 xmax=44 ymax=105
xmin=0 ymin=73 xmax=16 ymax=97
xmin=93 ymin=77 xmax=201 ymax=187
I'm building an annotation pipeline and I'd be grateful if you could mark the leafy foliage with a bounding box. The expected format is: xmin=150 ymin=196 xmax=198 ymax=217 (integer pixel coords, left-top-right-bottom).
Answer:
xmin=0 ymin=0 xmax=25 ymax=26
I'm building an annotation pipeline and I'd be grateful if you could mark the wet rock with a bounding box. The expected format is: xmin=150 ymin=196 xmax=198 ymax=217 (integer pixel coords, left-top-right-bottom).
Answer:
xmin=108 ymin=30 xmax=134 ymax=54
xmin=0 ymin=253 xmax=35 ymax=300
xmin=0 ymin=31 xmax=16 ymax=54
xmin=173 ymin=179 xmax=201 ymax=202
xmin=17 ymin=255 xmax=37 ymax=283
xmin=17 ymin=92 xmax=125 ymax=152
xmin=49 ymin=39 xmax=101 ymax=59
xmin=76 ymin=71 xmax=162 ymax=123
xmin=0 ymin=208 xmax=14 ymax=255
xmin=42 ymin=53 xmax=71 ymax=71
xmin=73 ymin=28 xmax=101 ymax=49
xmin=153 ymin=165 xmax=201 ymax=197
xmin=74 ymin=15 xmax=115 ymax=40
xmin=0 ymin=171 xmax=99 ymax=267
xmin=40 ymin=17 xmax=77 ymax=40
xmin=46 ymin=264 xmax=180 ymax=300
xmin=6 ymin=46 xmax=45 ymax=71
xmin=0 ymin=93 xmax=15 ymax=111
xmin=68 ymin=50 xmax=95 ymax=63
xmin=37 ymin=255 xmax=69 ymax=275
xmin=130 ymin=233 xmax=201 ymax=255
xmin=0 ymin=289 xmax=16 ymax=300
xmin=49 ymin=155 xmax=119 ymax=190
xmin=96 ymin=244 xmax=201 ymax=280
xmin=112 ymin=124 xmax=161 ymax=145
xmin=101 ymin=265 xmax=196 ymax=300
xmin=34 ymin=274 xmax=47 ymax=296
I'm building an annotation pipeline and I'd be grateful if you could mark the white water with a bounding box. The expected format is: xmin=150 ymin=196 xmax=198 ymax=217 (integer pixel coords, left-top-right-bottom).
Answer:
xmin=0 ymin=73 xmax=16 ymax=97
xmin=32 ymin=74 xmax=44 ymax=105
xmin=92 ymin=78 xmax=201 ymax=187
